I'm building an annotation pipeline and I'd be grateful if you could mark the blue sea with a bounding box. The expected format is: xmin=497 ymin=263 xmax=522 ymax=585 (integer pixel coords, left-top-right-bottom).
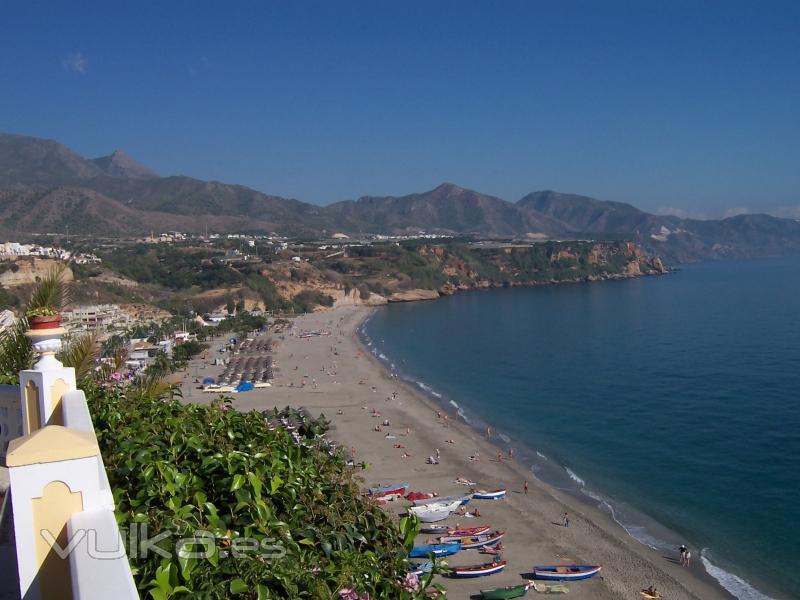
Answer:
xmin=362 ymin=257 xmax=800 ymax=600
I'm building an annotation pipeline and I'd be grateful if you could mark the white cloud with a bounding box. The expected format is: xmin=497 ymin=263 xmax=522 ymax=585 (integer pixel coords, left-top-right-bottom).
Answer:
xmin=62 ymin=52 xmax=88 ymax=74
xmin=656 ymin=207 xmax=708 ymax=220
xmin=722 ymin=207 xmax=751 ymax=219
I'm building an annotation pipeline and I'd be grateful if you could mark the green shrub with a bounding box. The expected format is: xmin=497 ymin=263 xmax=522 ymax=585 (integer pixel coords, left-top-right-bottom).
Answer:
xmin=87 ymin=386 xmax=432 ymax=599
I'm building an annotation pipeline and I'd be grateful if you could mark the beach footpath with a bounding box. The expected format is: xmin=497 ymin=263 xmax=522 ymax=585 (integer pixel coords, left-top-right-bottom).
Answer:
xmin=182 ymin=306 xmax=731 ymax=600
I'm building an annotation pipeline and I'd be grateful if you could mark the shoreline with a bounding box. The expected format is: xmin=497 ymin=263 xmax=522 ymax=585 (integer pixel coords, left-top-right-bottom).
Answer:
xmin=355 ymin=307 xmax=744 ymax=598
xmin=181 ymin=304 xmax=733 ymax=600
xmin=354 ymin=307 xmax=734 ymax=600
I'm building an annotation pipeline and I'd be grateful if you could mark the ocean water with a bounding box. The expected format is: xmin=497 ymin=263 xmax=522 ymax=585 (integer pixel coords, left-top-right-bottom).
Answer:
xmin=362 ymin=257 xmax=800 ymax=600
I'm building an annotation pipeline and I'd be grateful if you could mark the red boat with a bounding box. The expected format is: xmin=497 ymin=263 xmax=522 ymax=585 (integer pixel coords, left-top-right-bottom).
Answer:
xmin=406 ymin=491 xmax=436 ymax=501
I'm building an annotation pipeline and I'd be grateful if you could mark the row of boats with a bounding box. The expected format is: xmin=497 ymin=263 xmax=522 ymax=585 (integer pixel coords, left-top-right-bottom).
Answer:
xmin=369 ymin=482 xmax=601 ymax=598
xmin=368 ymin=483 xmax=508 ymax=522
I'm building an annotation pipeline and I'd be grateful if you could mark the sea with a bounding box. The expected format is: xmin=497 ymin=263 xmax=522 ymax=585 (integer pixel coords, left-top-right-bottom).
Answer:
xmin=361 ymin=256 xmax=800 ymax=600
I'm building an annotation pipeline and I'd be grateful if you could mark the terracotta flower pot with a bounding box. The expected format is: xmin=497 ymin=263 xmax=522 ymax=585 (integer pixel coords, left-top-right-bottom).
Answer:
xmin=28 ymin=315 xmax=62 ymax=330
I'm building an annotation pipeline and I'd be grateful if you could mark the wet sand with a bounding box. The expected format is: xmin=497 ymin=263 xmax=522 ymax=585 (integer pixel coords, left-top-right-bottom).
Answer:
xmin=181 ymin=305 xmax=731 ymax=600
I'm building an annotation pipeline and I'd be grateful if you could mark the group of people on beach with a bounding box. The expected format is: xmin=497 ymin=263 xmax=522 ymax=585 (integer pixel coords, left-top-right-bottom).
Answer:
xmin=679 ymin=544 xmax=692 ymax=567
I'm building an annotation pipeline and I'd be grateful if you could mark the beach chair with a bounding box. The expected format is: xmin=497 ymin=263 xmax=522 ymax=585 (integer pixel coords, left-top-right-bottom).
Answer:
xmin=531 ymin=581 xmax=569 ymax=594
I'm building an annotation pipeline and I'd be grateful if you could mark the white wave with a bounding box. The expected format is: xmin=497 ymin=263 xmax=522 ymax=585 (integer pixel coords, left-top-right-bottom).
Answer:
xmin=449 ymin=400 xmax=460 ymax=409
xmin=536 ymin=451 xmax=547 ymax=459
xmin=377 ymin=353 xmax=387 ymax=360
xmin=499 ymin=433 xmax=510 ymax=443
xmin=565 ymin=467 xmax=585 ymax=486
xmin=701 ymin=552 xmax=776 ymax=600
xmin=431 ymin=391 xmax=442 ymax=398
xmin=416 ymin=381 xmax=432 ymax=392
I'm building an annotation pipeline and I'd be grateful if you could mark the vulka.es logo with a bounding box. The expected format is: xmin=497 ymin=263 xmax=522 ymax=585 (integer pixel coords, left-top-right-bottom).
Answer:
xmin=40 ymin=523 xmax=286 ymax=561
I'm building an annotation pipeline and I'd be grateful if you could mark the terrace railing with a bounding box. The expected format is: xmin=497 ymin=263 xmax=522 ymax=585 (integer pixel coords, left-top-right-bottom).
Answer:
xmin=1 ymin=323 xmax=137 ymax=600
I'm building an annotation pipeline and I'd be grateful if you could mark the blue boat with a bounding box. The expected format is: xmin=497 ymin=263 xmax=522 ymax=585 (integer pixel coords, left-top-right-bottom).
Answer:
xmin=409 ymin=542 xmax=461 ymax=558
xmin=532 ymin=565 xmax=601 ymax=581
xmin=472 ymin=488 xmax=507 ymax=500
xmin=408 ymin=561 xmax=435 ymax=577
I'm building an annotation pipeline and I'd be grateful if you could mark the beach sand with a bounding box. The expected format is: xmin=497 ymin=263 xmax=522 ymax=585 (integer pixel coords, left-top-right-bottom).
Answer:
xmin=181 ymin=305 xmax=731 ymax=600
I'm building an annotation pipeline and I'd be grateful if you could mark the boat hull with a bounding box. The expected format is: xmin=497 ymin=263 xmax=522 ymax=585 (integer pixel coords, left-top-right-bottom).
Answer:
xmin=409 ymin=542 xmax=461 ymax=558
xmin=368 ymin=482 xmax=409 ymax=495
xmin=473 ymin=489 xmax=507 ymax=500
xmin=449 ymin=561 xmax=506 ymax=578
xmin=480 ymin=583 xmax=530 ymax=599
xmin=414 ymin=508 xmax=452 ymax=523
xmin=421 ymin=525 xmax=491 ymax=536
xmin=413 ymin=494 xmax=471 ymax=506
xmin=532 ymin=565 xmax=602 ymax=581
xmin=439 ymin=531 xmax=505 ymax=549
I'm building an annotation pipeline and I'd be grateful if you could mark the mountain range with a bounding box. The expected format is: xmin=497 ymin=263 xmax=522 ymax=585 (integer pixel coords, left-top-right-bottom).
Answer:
xmin=1 ymin=132 xmax=799 ymax=263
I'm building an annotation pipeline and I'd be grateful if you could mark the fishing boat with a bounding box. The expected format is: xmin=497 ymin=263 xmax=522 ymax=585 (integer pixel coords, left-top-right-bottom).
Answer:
xmin=412 ymin=493 xmax=471 ymax=506
xmin=368 ymin=482 xmax=409 ymax=497
xmin=408 ymin=499 xmax=462 ymax=515
xmin=530 ymin=582 xmax=569 ymax=594
xmin=480 ymin=582 xmax=532 ymax=599
xmin=412 ymin=507 xmax=452 ymax=523
xmin=437 ymin=530 xmax=505 ymax=549
xmin=448 ymin=560 xmax=506 ymax=578
xmin=408 ymin=542 xmax=461 ymax=558
xmin=420 ymin=525 xmax=491 ymax=536
xmin=407 ymin=561 xmax=435 ymax=577
xmin=532 ymin=565 xmax=602 ymax=581
xmin=472 ymin=488 xmax=507 ymax=500
xmin=405 ymin=491 xmax=436 ymax=502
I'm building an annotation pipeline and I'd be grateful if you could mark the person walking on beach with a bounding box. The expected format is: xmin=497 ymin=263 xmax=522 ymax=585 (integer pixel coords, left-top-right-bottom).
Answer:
xmin=679 ymin=544 xmax=687 ymax=566
xmin=563 ymin=512 xmax=570 ymax=527
xmin=685 ymin=550 xmax=691 ymax=567
xmin=523 ymin=480 xmax=528 ymax=495
xmin=435 ymin=448 xmax=440 ymax=461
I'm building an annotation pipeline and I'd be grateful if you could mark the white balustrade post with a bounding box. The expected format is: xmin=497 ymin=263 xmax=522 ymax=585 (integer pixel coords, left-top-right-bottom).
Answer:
xmin=7 ymin=426 xmax=106 ymax=600
xmin=20 ymin=323 xmax=76 ymax=433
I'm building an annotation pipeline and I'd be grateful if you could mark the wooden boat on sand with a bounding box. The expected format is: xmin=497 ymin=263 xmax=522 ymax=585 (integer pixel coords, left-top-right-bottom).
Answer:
xmin=420 ymin=525 xmax=491 ymax=536
xmin=438 ymin=530 xmax=505 ymax=549
xmin=408 ymin=499 xmax=462 ymax=516
xmin=408 ymin=542 xmax=461 ymax=558
xmin=472 ymin=488 xmax=507 ymax=500
xmin=412 ymin=494 xmax=471 ymax=506
xmin=532 ymin=565 xmax=601 ymax=581
xmin=368 ymin=482 xmax=408 ymax=498
xmin=408 ymin=561 xmax=435 ymax=577
xmin=480 ymin=582 xmax=532 ymax=599
xmin=412 ymin=507 xmax=452 ymax=523
xmin=448 ymin=560 xmax=506 ymax=578
xmin=530 ymin=581 xmax=569 ymax=594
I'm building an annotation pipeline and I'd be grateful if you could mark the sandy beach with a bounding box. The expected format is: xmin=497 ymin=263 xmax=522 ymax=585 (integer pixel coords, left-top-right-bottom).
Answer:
xmin=181 ymin=305 xmax=731 ymax=600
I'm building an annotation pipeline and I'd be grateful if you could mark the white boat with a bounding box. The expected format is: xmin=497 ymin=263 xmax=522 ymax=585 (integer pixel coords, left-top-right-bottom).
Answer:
xmin=412 ymin=507 xmax=453 ymax=523
xmin=408 ymin=499 xmax=462 ymax=515
xmin=412 ymin=494 xmax=470 ymax=506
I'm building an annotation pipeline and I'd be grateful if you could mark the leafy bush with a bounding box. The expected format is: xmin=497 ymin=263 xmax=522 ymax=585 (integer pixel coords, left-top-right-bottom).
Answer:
xmin=87 ymin=387 xmax=431 ymax=599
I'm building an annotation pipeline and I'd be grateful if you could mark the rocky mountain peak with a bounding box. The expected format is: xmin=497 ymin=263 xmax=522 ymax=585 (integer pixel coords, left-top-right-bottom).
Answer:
xmin=92 ymin=149 xmax=158 ymax=179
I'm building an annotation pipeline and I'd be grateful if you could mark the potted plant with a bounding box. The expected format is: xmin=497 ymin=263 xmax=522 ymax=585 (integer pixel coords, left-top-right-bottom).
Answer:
xmin=25 ymin=264 xmax=70 ymax=330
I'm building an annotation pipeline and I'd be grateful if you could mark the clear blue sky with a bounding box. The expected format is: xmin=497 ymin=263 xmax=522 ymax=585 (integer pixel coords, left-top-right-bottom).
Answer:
xmin=1 ymin=1 xmax=799 ymax=217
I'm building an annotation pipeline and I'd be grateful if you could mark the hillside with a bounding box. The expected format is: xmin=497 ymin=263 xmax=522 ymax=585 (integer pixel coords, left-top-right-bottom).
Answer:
xmin=1 ymin=132 xmax=799 ymax=262
xmin=326 ymin=183 xmax=565 ymax=237
xmin=520 ymin=190 xmax=800 ymax=262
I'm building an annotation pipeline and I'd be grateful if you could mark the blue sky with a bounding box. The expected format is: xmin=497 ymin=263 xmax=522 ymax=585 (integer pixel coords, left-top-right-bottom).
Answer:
xmin=1 ymin=1 xmax=799 ymax=217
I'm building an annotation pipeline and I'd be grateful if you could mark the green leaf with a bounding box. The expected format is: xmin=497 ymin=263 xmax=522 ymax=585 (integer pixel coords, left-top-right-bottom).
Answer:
xmin=230 ymin=474 xmax=246 ymax=492
xmin=230 ymin=578 xmax=248 ymax=595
